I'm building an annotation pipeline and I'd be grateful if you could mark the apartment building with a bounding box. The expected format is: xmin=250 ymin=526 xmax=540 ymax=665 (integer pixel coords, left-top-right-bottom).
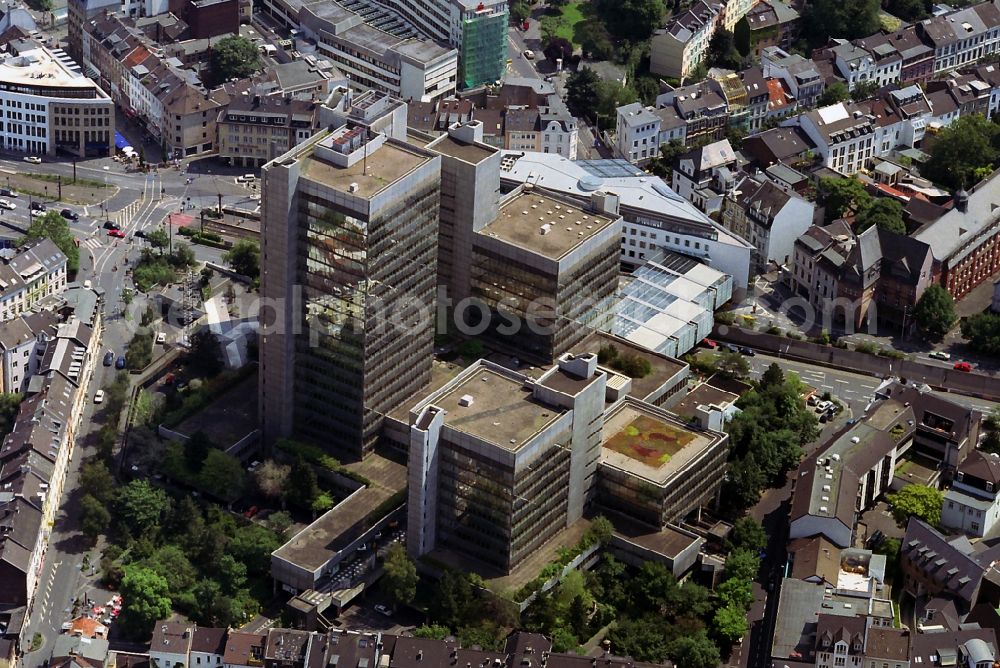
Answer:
xmin=793 ymin=102 xmax=875 ymax=174
xmin=503 ymin=106 xmax=578 ymax=159
xmin=901 ymin=517 xmax=997 ymax=611
xmin=828 ymin=40 xmax=902 ymax=90
xmin=217 ymin=93 xmax=318 ymax=167
xmin=655 ymin=79 xmax=730 ymax=144
xmin=259 ymin=123 xmax=441 ymax=459
xmin=650 ymin=0 xmax=721 ymax=79
xmin=260 ymin=0 xmax=459 ymax=103
xmin=762 ymin=46 xmax=825 ymax=107
xmin=406 ymin=353 xmax=729 ymax=572
xmin=942 ymin=450 xmax=1000 ymax=537
xmin=0 ymin=40 xmax=114 ymax=158
xmin=0 ymin=311 xmax=59 ymax=394
xmin=917 ymin=2 xmax=1000 ymax=75
xmin=0 ymin=241 xmax=68 ymax=323
xmin=742 ymin=0 xmax=800 ymax=57
xmin=0 ymin=299 xmax=102 ymax=617
xmin=616 ymin=102 xmax=661 ymax=163
xmin=722 ymin=176 xmax=815 ymax=271
xmin=858 ymin=28 xmax=934 ymax=86
xmin=671 ymin=138 xmax=737 ymax=213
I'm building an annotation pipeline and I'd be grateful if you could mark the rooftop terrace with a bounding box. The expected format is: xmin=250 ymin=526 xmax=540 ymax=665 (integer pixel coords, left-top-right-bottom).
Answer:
xmin=429 ymin=135 xmax=496 ymax=163
xmin=481 ymin=191 xmax=617 ymax=261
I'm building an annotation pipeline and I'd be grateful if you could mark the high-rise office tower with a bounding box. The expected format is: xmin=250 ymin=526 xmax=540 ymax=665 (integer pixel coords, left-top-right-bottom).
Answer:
xmin=259 ymin=122 xmax=441 ymax=460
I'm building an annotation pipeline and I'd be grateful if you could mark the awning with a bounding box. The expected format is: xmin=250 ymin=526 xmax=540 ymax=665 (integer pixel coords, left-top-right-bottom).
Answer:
xmin=114 ymin=131 xmax=131 ymax=151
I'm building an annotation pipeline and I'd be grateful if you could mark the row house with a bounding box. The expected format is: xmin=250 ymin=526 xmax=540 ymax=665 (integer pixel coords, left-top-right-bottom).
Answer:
xmin=615 ymin=103 xmax=661 ymax=163
xmin=0 ymin=241 xmax=68 ymax=325
xmin=762 ymin=46 xmax=825 ymax=108
xmin=825 ymin=40 xmax=902 ymax=90
xmin=917 ymin=2 xmax=1000 ymax=76
xmin=502 ymin=105 xmax=578 ymax=159
xmin=656 ymin=79 xmax=730 ymax=144
xmin=858 ymin=28 xmax=935 ymax=86
xmin=0 ymin=311 xmax=59 ymax=394
xmin=0 ymin=295 xmax=101 ymax=625
xmin=942 ymin=450 xmax=1000 ymax=537
xmin=793 ymin=102 xmax=875 ymax=175
xmin=217 ymin=93 xmax=318 ymax=168
xmin=743 ymin=0 xmax=800 ymax=57
xmin=672 ymin=138 xmax=738 ymax=213
xmin=721 ymin=175 xmax=816 ymax=271
xmin=650 ymin=0 xmax=721 ymax=79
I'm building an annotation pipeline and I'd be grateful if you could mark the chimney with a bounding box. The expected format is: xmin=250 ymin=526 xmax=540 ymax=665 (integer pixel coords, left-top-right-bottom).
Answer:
xmin=955 ymin=188 xmax=970 ymax=214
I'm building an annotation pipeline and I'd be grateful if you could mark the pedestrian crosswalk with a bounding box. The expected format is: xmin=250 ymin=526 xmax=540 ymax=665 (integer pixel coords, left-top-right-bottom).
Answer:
xmin=79 ymin=237 xmax=104 ymax=250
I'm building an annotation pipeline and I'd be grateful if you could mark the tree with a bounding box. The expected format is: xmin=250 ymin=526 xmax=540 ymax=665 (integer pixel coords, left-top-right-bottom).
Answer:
xmin=543 ymin=37 xmax=574 ymax=62
xmin=539 ymin=15 xmax=562 ymax=43
xmin=887 ymin=485 xmax=944 ymax=526
xmin=255 ymin=460 xmax=291 ymax=502
xmin=725 ymin=549 xmax=760 ymax=582
xmin=510 ymin=0 xmax=530 ymax=23
xmin=802 ymin=0 xmax=879 ymax=48
xmin=223 ymin=239 xmax=260 ymax=279
xmin=608 ymin=616 xmax=673 ymax=663
xmin=198 ymin=450 xmax=247 ymax=503
xmin=81 ymin=493 xmax=111 ymax=543
xmin=819 ymin=81 xmax=850 ymax=106
xmin=888 ymin=0 xmax=927 ymax=21
xmin=184 ymin=430 xmax=213 ymax=471
xmin=708 ymin=29 xmax=741 ymax=69
xmin=119 ymin=566 xmax=172 ymax=639
xmin=961 ymin=312 xmax=1000 ymax=356
xmin=713 ymin=604 xmax=749 ymax=644
xmin=733 ymin=17 xmax=751 ymax=56
xmin=668 ymin=582 xmax=713 ymax=618
xmin=566 ymin=68 xmax=601 ymax=120
xmin=80 ymin=459 xmax=115 ymax=505
xmin=667 ymin=630 xmax=721 ymax=668
xmin=115 ymin=480 xmax=169 ymax=538
xmin=716 ymin=350 xmax=749 ymax=379
xmin=285 ymin=456 xmax=319 ymax=511
xmin=760 ymin=363 xmax=785 ymax=390
xmin=820 ymin=176 xmax=871 ymax=222
xmin=23 ymin=211 xmax=80 ymax=273
xmin=924 ymin=114 xmax=1000 ymax=190
xmin=578 ymin=21 xmax=615 ymax=60
xmin=594 ymin=0 xmax=666 ymax=39
xmin=856 ymin=198 xmax=906 ymax=234
xmin=717 ymin=577 xmax=753 ymax=609
xmin=596 ymin=81 xmax=639 ymax=131
xmin=209 ymin=35 xmax=262 ymax=85
xmin=146 ymin=227 xmax=169 ymax=254
xmin=217 ymin=554 xmax=248 ymax=594
xmin=0 ymin=392 xmax=21 ymax=440
xmin=413 ymin=624 xmax=451 ymax=640
xmin=188 ymin=329 xmax=223 ymax=376
xmin=170 ymin=242 xmax=196 ymax=268
xmin=143 ymin=545 xmax=198 ymax=598
xmin=730 ymin=517 xmax=768 ymax=552
xmin=382 ymin=543 xmax=418 ymax=608
xmin=851 ymin=79 xmax=881 ymax=101
xmin=226 ymin=524 xmax=281 ymax=577
xmin=266 ymin=510 xmax=293 ymax=538
xmin=912 ymin=284 xmax=957 ymax=340
xmin=649 ymin=139 xmax=695 ymax=181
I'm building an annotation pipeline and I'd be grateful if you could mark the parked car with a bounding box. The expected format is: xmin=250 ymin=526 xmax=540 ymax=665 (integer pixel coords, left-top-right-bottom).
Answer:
xmin=815 ymin=400 xmax=832 ymax=412
xmin=236 ymin=174 xmax=256 ymax=183
xmin=700 ymin=338 xmax=717 ymax=349
xmin=954 ymin=361 xmax=972 ymax=372
xmin=807 ymin=394 xmax=817 ymax=406
xmin=374 ymin=604 xmax=392 ymax=617
xmin=94 ymin=390 xmax=105 ymax=404
xmin=523 ymin=49 xmax=535 ymax=59
xmin=29 ymin=201 xmax=45 ymax=212
xmin=115 ymin=355 xmax=126 ymax=369
xmin=929 ymin=351 xmax=951 ymax=361
xmin=103 ymin=351 xmax=115 ymax=367
xmin=739 ymin=346 xmax=755 ymax=356
xmin=60 ymin=208 xmax=78 ymax=221
xmin=103 ymin=221 xmax=120 ymax=230
xmin=243 ymin=505 xmax=259 ymax=518
xmin=0 ymin=199 xmax=15 ymax=210
xmin=23 ymin=156 xmax=41 ymax=164
xmin=108 ymin=229 xmax=125 ymax=238
xmin=156 ymin=331 xmax=166 ymax=344
xmin=724 ymin=343 xmax=740 ymax=354
xmin=0 ymin=188 xmax=19 ymax=198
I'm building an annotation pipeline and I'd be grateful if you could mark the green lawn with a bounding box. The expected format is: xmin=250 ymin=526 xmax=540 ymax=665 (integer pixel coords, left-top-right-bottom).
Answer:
xmin=554 ymin=0 xmax=589 ymax=45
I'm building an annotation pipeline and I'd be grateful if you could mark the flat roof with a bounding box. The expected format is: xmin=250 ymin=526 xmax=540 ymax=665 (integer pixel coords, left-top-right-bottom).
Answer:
xmin=540 ymin=367 xmax=596 ymax=396
xmin=434 ymin=367 xmax=563 ymax=451
xmin=569 ymin=331 xmax=687 ymax=401
xmin=600 ymin=402 xmax=715 ymax=485
xmin=480 ymin=191 xmax=616 ymax=261
xmin=429 ymin=135 xmax=496 ymax=163
xmin=670 ymin=382 xmax=740 ymax=420
xmin=272 ymin=485 xmax=395 ymax=571
xmin=300 ymin=135 xmax=430 ymax=200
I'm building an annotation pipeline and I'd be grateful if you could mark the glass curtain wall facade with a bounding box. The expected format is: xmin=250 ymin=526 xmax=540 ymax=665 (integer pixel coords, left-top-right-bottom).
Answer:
xmin=293 ymin=178 xmax=440 ymax=459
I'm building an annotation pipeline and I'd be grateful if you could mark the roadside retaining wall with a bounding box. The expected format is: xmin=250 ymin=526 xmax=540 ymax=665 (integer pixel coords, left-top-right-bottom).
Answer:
xmin=713 ymin=324 xmax=1000 ymax=401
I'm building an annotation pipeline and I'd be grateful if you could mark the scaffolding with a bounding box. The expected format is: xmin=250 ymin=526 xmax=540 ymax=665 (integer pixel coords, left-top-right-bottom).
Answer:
xmin=460 ymin=7 xmax=508 ymax=88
